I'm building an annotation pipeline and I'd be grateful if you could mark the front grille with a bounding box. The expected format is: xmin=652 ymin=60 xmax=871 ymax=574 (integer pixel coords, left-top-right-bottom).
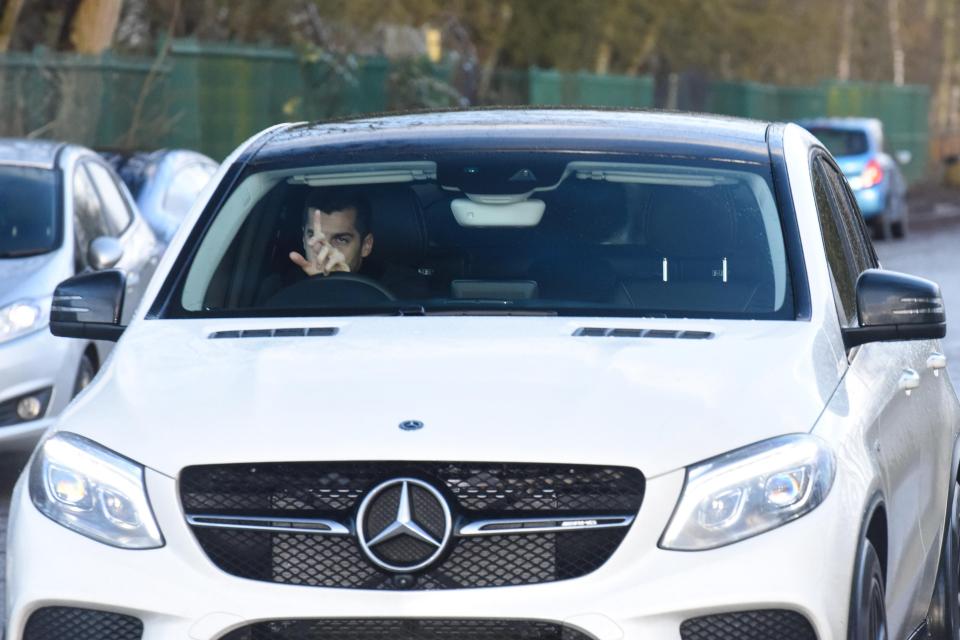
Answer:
xmin=181 ymin=461 xmax=643 ymax=590
xmin=220 ymin=619 xmax=595 ymax=640
xmin=23 ymin=606 xmax=143 ymax=640
xmin=680 ymin=610 xmax=817 ymax=640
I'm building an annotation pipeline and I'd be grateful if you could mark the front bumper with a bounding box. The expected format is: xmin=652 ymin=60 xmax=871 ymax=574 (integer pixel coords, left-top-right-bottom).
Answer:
xmin=5 ymin=465 xmax=862 ymax=640
xmin=0 ymin=330 xmax=80 ymax=452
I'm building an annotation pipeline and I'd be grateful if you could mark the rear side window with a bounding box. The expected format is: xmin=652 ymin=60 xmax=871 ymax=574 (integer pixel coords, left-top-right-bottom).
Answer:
xmin=85 ymin=162 xmax=133 ymax=235
xmin=806 ymin=128 xmax=869 ymax=156
xmin=167 ymin=154 xmax=795 ymax=321
xmin=73 ymin=165 xmax=110 ymax=270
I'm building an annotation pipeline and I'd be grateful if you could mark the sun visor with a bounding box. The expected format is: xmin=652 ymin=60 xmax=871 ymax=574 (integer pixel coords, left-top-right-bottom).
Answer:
xmin=450 ymin=198 xmax=545 ymax=227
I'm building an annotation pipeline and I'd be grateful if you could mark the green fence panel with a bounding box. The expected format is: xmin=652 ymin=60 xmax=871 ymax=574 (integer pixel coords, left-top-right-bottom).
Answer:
xmin=529 ymin=68 xmax=564 ymax=105
xmin=0 ymin=48 xmax=170 ymax=150
xmin=528 ymin=68 xmax=652 ymax=108
xmin=707 ymin=81 xmax=780 ymax=120
xmin=575 ymin=72 xmax=653 ymax=107
xmin=483 ymin=68 xmax=530 ymax=105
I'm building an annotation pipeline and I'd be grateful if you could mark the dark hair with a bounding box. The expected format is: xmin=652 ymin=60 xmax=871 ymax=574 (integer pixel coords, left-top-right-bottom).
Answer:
xmin=302 ymin=188 xmax=372 ymax=238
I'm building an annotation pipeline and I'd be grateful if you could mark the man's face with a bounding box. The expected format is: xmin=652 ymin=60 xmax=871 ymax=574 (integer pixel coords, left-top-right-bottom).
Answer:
xmin=304 ymin=206 xmax=374 ymax=273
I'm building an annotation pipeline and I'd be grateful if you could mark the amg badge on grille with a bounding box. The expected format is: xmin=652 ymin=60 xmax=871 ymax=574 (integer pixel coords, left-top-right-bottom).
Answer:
xmin=356 ymin=478 xmax=452 ymax=572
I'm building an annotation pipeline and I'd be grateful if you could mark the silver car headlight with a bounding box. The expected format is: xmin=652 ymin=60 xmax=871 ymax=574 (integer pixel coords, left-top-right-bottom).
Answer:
xmin=29 ymin=432 xmax=164 ymax=549
xmin=0 ymin=297 xmax=50 ymax=344
xmin=660 ymin=434 xmax=835 ymax=551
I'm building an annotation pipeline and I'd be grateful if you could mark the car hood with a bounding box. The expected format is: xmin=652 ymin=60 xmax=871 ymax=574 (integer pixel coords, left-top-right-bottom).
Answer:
xmin=63 ymin=317 xmax=842 ymax=479
xmin=0 ymin=252 xmax=65 ymax=306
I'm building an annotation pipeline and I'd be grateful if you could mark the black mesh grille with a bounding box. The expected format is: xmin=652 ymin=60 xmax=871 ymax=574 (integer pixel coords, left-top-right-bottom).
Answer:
xmin=23 ymin=607 xmax=143 ymax=640
xmin=180 ymin=462 xmax=644 ymax=515
xmin=679 ymin=610 xmax=817 ymax=640
xmin=194 ymin=524 xmax=627 ymax=589
xmin=181 ymin=461 xmax=643 ymax=590
xmin=220 ymin=619 xmax=595 ymax=640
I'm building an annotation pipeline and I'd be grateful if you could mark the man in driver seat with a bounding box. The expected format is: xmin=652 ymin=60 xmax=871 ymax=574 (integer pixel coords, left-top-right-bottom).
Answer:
xmin=287 ymin=188 xmax=428 ymax=298
xmin=289 ymin=189 xmax=374 ymax=277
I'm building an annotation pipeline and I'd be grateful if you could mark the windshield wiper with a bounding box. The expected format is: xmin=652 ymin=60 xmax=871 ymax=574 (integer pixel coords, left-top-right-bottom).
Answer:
xmin=0 ymin=247 xmax=51 ymax=258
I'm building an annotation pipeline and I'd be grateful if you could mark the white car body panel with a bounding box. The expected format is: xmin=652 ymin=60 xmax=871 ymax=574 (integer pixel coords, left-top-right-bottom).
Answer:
xmin=5 ymin=118 xmax=960 ymax=640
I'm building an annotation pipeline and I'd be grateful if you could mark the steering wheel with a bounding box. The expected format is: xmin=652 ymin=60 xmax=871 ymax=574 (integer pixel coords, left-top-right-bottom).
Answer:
xmin=264 ymin=272 xmax=396 ymax=308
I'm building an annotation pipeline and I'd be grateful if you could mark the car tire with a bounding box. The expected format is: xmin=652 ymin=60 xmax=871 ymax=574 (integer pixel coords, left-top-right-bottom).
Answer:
xmin=871 ymin=214 xmax=891 ymax=241
xmin=928 ymin=480 xmax=960 ymax=640
xmin=72 ymin=351 xmax=97 ymax=398
xmin=849 ymin=538 xmax=888 ymax=640
xmin=891 ymin=202 xmax=908 ymax=240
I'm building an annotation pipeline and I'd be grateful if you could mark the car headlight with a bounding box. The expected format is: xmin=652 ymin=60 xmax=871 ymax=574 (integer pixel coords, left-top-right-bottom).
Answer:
xmin=0 ymin=297 xmax=50 ymax=344
xmin=660 ymin=434 xmax=835 ymax=551
xmin=29 ymin=432 xmax=164 ymax=549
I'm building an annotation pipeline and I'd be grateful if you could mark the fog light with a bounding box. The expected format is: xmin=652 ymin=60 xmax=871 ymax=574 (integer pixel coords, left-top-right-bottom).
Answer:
xmin=16 ymin=395 xmax=42 ymax=420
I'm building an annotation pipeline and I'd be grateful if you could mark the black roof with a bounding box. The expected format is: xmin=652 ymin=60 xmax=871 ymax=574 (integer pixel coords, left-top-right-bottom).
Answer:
xmin=248 ymin=109 xmax=772 ymax=169
xmin=0 ymin=138 xmax=65 ymax=169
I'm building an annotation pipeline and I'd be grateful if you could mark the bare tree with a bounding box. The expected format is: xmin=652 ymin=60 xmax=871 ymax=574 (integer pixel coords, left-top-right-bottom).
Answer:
xmin=0 ymin=0 xmax=24 ymax=52
xmin=837 ymin=0 xmax=855 ymax=81
xmin=68 ymin=0 xmax=123 ymax=54
xmin=888 ymin=0 xmax=904 ymax=85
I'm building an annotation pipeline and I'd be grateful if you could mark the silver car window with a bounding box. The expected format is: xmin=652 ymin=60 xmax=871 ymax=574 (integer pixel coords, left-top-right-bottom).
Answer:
xmin=85 ymin=161 xmax=133 ymax=236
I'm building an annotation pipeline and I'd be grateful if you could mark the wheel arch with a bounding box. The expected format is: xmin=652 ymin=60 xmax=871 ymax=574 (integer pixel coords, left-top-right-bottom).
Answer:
xmin=858 ymin=491 xmax=888 ymax=585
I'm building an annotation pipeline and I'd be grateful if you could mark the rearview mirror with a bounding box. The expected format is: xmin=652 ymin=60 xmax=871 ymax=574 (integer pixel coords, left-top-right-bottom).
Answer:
xmin=88 ymin=236 xmax=123 ymax=270
xmin=50 ymin=270 xmax=126 ymax=341
xmin=842 ymin=269 xmax=946 ymax=349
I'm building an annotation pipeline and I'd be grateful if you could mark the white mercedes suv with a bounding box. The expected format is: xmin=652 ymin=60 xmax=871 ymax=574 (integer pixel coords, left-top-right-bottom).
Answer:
xmin=5 ymin=110 xmax=959 ymax=640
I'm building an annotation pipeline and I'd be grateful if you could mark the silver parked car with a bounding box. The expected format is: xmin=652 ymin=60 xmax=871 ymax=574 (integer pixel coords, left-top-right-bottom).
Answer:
xmin=0 ymin=139 xmax=161 ymax=451
xmin=102 ymin=149 xmax=219 ymax=245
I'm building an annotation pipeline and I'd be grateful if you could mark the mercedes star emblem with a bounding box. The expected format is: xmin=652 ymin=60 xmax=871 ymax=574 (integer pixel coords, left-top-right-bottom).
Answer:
xmin=356 ymin=477 xmax=452 ymax=572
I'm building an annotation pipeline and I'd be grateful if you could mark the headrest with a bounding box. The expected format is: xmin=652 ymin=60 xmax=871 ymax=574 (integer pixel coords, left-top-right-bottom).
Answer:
xmin=647 ymin=186 xmax=736 ymax=257
xmin=365 ymin=186 xmax=426 ymax=265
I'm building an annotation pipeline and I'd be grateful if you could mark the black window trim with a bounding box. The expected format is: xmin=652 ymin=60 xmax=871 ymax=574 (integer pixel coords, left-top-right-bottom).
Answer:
xmin=149 ymin=128 xmax=809 ymax=321
xmin=809 ymin=147 xmax=862 ymax=329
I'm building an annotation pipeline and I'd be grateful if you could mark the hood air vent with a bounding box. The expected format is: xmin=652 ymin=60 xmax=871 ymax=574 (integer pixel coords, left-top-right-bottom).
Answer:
xmin=574 ymin=327 xmax=713 ymax=340
xmin=209 ymin=327 xmax=338 ymax=339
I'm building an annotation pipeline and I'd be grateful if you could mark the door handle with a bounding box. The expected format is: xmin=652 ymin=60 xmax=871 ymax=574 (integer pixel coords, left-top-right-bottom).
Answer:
xmin=928 ymin=352 xmax=948 ymax=377
xmin=899 ymin=368 xmax=920 ymax=395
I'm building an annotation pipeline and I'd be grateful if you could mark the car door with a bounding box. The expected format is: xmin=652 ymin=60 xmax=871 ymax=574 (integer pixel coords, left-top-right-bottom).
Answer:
xmin=831 ymin=158 xmax=952 ymax=552
xmin=812 ymin=152 xmax=929 ymax=635
xmin=82 ymin=159 xmax=160 ymax=322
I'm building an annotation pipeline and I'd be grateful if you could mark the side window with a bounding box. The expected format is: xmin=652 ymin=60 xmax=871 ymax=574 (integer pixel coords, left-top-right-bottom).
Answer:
xmin=820 ymin=161 xmax=877 ymax=272
xmin=811 ymin=157 xmax=858 ymax=326
xmin=85 ymin=161 xmax=133 ymax=235
xmin=72 ymin=165 xmax=110 ymax=271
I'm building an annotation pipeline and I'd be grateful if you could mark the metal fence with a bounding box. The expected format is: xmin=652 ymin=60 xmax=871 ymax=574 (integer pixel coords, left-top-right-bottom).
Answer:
xmin=0 ymin=42 xmax=931 ymax=183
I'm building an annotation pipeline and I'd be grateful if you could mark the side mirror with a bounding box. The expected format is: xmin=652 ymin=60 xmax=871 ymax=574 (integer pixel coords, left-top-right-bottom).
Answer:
xmin=842 ymin=269 xmax=946 ymax=349
xmin=88 ymin=236 xmax=123 ymax=270
xmin=895 ymin=150 xmax=912 ymax=166
xmin=50 ymin=270 xmax=126 ymax=341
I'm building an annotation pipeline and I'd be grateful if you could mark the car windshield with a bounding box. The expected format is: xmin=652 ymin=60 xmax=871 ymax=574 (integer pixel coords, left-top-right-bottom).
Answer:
xmin=0 ymin=166 xmax=59 ymax=258
xmin=807 ymin=128 xmax=869 ymax=156
xmin=171 ymin=154 xmax=794 ymax=320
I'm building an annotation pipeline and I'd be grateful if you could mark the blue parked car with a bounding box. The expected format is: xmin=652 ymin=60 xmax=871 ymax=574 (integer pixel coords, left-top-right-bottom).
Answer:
xmin=797 ymin=118 xmax=910 ymax=240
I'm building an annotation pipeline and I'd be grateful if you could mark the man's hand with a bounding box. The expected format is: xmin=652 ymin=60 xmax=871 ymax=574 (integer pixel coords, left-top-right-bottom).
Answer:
xmin=289 ymin=210 xmax=351 ymax=276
